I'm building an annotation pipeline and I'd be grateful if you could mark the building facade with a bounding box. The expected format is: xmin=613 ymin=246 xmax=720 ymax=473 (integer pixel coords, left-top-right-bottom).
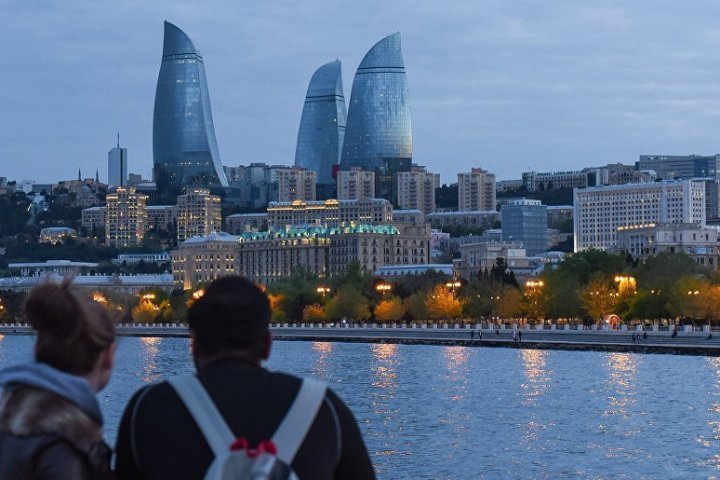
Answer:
xmin=146 ymin=205 xmax=177 ymax=232
xmin=277 ymin=167 xmax=317 ymax=202
xmin=105 ymin=187 xmax=148 ymax=247
xmin=501 ymin=199 xmax=548 ymax=256
xmin=266 ymin=198 xmax=392 ymax=228
xmin=396 ymin=166 xmax=440 ymax=214
xmin=39 ymin=227 xmax=77 ymax=245
xmin=171 ymin=231 xmax=239 ymax=289
xmin=225 ymin=213 xmax=268 ymax=234
xmin=638 ymin=154 xmax=720 ymax=180
xmin=337 ymin=168 xmax=375 ymax=200
xmin=340 ymin=33 xmax=413 ymax=202
xmin=455 ymin=241 xmax=529 ymax=279
xmin=153 ymin=21 xmax=229 ymax=190
xmin=458 ymin=168 xmax=496 ymax=211
xmin=81 ymin=206 xmax=107 ymax=232
xmin=573 ymin=180 xmax=706 ymax=252
xmin=176 ymin=188 xmax=221 ymax=242
xmin=426 ymin=210 xmax=500 ymax=230
xmin=616 ymin=223 xmax=719 ymax=268
xmin=294 ymin=60 xmax=346 ymax=193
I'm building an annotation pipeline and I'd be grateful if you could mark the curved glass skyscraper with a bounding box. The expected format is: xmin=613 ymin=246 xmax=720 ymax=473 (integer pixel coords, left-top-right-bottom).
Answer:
xmin=294 ymin=60 xmax=347 ymax=188
xmin=340 ymin=33 xmax=413 ymax=172
xmin=153 ymin=21 xmax=229 ymax=190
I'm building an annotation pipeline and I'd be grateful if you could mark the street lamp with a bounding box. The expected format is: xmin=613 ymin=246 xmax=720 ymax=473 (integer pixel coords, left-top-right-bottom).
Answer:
xmin=317 ymin=286 xmax=331 ymax=297
xmin=446 ymin=280 xmax=462 ymax=297
xmin=375 ymin=283 xmax=392 ymax=296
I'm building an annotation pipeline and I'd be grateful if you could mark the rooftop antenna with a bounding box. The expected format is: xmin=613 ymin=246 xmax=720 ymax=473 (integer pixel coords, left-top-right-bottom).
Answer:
xmin=117 ymin=132 xmax=120 ymax=148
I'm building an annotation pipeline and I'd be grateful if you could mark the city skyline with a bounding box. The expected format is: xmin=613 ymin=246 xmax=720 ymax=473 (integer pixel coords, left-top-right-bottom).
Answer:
xmin=3 ymin=1 xmax=720 ymax=184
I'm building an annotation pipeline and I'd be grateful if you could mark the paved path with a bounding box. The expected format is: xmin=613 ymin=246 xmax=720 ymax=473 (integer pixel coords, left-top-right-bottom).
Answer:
xmin=1 ymin=324 xmax=718 ymax=355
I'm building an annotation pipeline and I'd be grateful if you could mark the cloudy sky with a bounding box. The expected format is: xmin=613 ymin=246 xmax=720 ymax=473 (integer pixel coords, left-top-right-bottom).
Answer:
xmin=3 ymin=0 xmax=720 ymax=184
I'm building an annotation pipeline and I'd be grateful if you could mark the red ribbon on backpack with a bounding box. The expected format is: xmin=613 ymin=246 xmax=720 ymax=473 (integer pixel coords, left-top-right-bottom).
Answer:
xmin=230 ymin=437 xmax=277 ymax=458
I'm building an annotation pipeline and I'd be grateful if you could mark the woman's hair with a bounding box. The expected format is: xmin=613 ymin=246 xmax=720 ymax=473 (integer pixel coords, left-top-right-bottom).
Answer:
xmin=24 ymin=280 xmax=116 ymax=375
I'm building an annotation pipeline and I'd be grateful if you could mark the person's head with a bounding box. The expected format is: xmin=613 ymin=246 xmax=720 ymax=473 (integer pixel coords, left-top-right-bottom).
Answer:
xmin=187 ymin=276 xmax=271 ymax=366
xmin=24 ymin=280 xmax=116 ymax=392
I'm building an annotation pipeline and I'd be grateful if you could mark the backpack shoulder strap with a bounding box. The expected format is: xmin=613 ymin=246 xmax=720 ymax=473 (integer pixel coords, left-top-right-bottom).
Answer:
xmin=272 ymin=377 xmax=327 ymax=464
xmin=167 ymin=375 xmax=235 ymax=458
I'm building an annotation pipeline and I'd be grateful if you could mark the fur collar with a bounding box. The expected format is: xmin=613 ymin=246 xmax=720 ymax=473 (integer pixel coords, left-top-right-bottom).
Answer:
xmin=0 ymin=386 xmax=103 ymax=455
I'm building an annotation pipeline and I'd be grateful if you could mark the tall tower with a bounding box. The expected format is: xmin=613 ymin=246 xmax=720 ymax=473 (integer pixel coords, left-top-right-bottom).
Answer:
xmin=108 ymin=135 xmax=127 ymax=187
xmin=341 ymin=33 xmax=412 ymax=201
xmin=152 ymin=21 xmax=229 ymax=192
xmin=294 ymin=60 xmax=347 ymax=198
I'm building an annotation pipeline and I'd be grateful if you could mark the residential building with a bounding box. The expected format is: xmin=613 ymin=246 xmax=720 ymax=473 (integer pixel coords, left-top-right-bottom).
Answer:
xmin=501 ymin=199 xmax=548 ymax=256
xmin=396 ymin=166 xmax=440 ymax=214
xmin=393 ymin=209 xmax=425 ymax=226
xmin=81 ymin=206 xmax=106 ymax=232
xmin=176 ymin=188 xmax=221 ymax=242
xmin=616 ymin=223 xmax=719 ymax=268
xmin=153 ymin=21 xmax=229 ymax=190
xmin=8 ymin=260 xmax=98 ymax=277
xmin=113 ymin=252 xmax=171 ymax=265
xmin=340 ymin=33 xmax=413 ymax=202
xmin=171 ymin=231 xmax=239 ymax=289
xmin=573 ymin=180 xmax=706 ymax=252
xmin=458 ymin=168 xmax=496 ymax=211
xmin=146 ymin=205 xmax=177 ymax=232
xmin=375 ymin=264 xmax=454 ymax=278
xmin=547 ymin=205 xmax=574 ymax=229
xmin=39 ymin=227 xmax=77 ymax=245
xmin=225 ymin=213 xmax=268 ymax=234
xmin=277 ymin=167 xmax=316 ymax=202
xmin=266 ymin=198 xmax=392 ymax=228
xmin=294 ymin=60 xmax=346 ymax=197
xmin=105 ymin=186 xmax=148 ymax=247
xmin=337 ymin=168 xmax=375 ymax=200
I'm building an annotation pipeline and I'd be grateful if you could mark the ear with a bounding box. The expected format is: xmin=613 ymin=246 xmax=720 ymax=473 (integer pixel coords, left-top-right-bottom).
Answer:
xmin=261 ymin=332 xmax=272 ymax=361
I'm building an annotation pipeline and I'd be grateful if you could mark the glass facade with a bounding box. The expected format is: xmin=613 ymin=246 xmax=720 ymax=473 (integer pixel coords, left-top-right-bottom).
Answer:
xmin=153 ymin=21 xmax=229 ymax=190
xmin=294 ymin=60 xmax=347 ymax=187
xmin=340 ymin=33 xmax=413 ymax=173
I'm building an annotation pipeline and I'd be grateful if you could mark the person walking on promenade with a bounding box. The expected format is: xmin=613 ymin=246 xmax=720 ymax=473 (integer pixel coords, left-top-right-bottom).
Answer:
xmin=115 ymin=275 xmax=376 ymax=480
xmin=631 ymin=331 xmax=637 ymax=344
xmin=0 ymin=280 xmax=116 ymax=480
xmin=478 ymin=329 xmax=483 ymax=341
xmin=471 ymin=330 xmax=475 ymax=340
xmin=671 ymin=329 xmax=678 ymax=338
xmin=512 ymin=330 xmax=517 ymax=342
xmin=518 ymin=331 xmax=522 ymax=343
xmin=643 ymin=331 xmax=648 ymax=343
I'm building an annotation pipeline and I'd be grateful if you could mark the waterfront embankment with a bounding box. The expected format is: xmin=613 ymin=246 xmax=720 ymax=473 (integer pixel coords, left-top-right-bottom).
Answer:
xmin=1 ymin=323 xmax=719 ymax=355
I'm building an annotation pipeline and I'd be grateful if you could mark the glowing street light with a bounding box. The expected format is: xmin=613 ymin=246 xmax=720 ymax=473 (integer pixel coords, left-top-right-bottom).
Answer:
xmin=192 ymin=289 xmax=205 ymax=300
xmin=375 ymin=283 xmax=392 ymax=295
xmin=316 ymin=286 xmax=331 ymax=297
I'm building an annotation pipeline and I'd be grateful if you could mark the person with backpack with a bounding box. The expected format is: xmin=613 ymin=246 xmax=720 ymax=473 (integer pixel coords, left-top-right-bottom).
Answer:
xmin=115 ymin=275 xmax=375 ymax=480
xmin=0 ymin=280 xmax=116 ymax=479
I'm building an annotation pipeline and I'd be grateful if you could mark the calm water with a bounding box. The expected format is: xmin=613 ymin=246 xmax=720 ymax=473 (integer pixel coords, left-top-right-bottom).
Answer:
xmin=1 ymin=335 xmax=720 ymax=479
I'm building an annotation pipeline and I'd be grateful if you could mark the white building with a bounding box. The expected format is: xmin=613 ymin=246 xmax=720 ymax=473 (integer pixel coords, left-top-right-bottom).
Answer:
xmin=81 ymin=206 xmax=106 ymax=231
xmin=616 ymin=223 xmax=719 ymax=268
xmin=105 ymin=186 xmax=148 ymax=247
xmin=39 ymin=227 xmax=77 ymax=245
xmin=176 ymin=189 xmax=221 ymax=243
xmin=108 ymin=141 xmax=127 ymax=187
xmin=266 ymin=198 xmax=392 ymax=228
xmin=573 ymin=180 xmax=706 ymax=252
xmin=277 ymin=167 xmax=316 ymax=202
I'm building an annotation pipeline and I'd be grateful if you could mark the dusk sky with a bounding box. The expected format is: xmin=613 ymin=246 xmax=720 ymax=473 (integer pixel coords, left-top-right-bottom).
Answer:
xmin=3 ymin=0 xmax=720 ymax=185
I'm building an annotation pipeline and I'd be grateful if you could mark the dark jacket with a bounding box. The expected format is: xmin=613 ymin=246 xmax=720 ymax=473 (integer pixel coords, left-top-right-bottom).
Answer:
xmin=0 ymin=385 xmax=113 ymax=479
xmin=115 ymin=359 xmax=375 ymax=480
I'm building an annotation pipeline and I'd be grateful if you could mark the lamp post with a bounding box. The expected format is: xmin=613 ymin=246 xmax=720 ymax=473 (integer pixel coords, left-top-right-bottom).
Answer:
xmin=445 ymin=280 xmax=462 ymax=297
xmin=524 ymin=280 xmax=545 ymax=324
xmin=375 ymin=283 xmax=392 ymax=296
xmin=316 ymin=286 xmax=331 ymax=298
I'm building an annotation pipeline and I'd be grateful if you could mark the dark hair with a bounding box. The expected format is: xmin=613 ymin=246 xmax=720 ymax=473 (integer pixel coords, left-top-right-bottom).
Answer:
xmin=24 ymin=280 xmax=116 ymax=375
xmin=187 ymin=276 xmax=271 ymax=358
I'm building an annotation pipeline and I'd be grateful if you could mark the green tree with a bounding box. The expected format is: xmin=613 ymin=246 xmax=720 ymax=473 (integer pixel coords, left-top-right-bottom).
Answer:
xmin=325 ymin=287 xmax=371 ymax=322
xmin=404 ymin=292 xmax=428 ymax=320
xmin=580 ymin=275 xmax=618 ymax=322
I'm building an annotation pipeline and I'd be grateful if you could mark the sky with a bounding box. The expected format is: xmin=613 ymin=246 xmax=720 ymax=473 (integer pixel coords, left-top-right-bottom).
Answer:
xmin=3 ymin=0 xmax=720 ymax=185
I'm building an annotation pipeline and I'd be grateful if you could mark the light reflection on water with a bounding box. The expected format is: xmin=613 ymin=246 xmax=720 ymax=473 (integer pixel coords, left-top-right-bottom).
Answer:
xmin=2 ymin=337 xmax=720 ymax=478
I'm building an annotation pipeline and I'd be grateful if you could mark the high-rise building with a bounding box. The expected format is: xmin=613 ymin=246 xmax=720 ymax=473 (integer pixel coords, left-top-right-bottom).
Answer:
xmin=277 ymin=168 xmax=316 ymax=202
xmin=501 ymin=199 xmax=548 ymax=256
xmin=574 ymin=180 xmax=706 ymax=252
xmin=294 ymin=60 xmax=347 ymax=197
xmin=108 ymin=139 xmax=127 ymax=187
xmin=458 ymin=168 xmax=496 ymax=211
xmin=337 ymin=168 xmax=375 ymax=200
xmin=396 ymin=166 xmax=440 ymax=214
xmin=266 ymin=198 xmax=392 ymax=228
xmin=105 ymin=187 xmax=148 ymax=247
xmin=341 ymin=33 xmax=413 ymax=201
xmin=153 ymin=21 xmax=229 ymax=191
xmin=176 ymin=188 xmax=221 ymax=243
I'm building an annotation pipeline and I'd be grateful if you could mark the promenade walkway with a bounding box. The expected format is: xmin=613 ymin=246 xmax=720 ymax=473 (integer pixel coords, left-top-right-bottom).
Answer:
xmin=1 ymin=322 xmax=719 ymax=355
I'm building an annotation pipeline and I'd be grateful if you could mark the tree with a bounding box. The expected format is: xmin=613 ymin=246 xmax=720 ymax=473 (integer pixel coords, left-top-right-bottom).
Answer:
xmin=324 ymin=287 xmax=371 ymax=322
xmin=404 ymin=292 xmax=428 ymax=320
xmin=580 ymin=275 xmax=618 ymax=322
xmin=302 ymin=304 xmax=326 ymax=323
xmin=425 ymin=285 xmax=464 ymax=321
xmin=374 ymin=297 xmax=406 ymax=323
xmin=496 ymin=286 xmax=522 ymax=320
